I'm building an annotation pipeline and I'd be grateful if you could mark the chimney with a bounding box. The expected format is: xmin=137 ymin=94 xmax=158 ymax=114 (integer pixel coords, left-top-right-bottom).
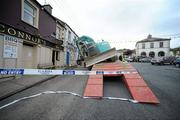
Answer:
xmin=147 ymin=34 xmax=152 ymax=39
xmin=43 ymin=4 xmax=52 ymax=14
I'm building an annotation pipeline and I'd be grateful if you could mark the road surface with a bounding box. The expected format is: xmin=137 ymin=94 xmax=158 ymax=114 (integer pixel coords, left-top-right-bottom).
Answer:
xmin=0 ymin=63 xmax=180 ymax=120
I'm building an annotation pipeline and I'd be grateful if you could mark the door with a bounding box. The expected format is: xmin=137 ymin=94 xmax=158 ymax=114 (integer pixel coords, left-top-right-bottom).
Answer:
xmin=52 ymin=50 xmax=56 ymax=65
xmin=22 ymin=44 xmax=34 ymax=68
xmin=66 ymin=52 xmax=70 ymax=66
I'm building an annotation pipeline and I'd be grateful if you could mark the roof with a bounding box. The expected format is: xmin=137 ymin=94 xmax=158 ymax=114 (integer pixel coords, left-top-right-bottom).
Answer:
xmin=43 ymin=4 xmax=53 ymax=9
xmin=136 ymin=34 xmax=171 ymax=46
xmin=34 ymin=0 xmax=79 ymax=38
xmin=34 ymin=0 xmax=57 ymax=21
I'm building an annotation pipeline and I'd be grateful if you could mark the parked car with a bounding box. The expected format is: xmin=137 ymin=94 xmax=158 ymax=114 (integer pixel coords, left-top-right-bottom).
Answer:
xmin=139 ymin=57 xmax=152 ymax=62
xmin=133 ymin=56 xmax=145 ymax=62
xmin=151 ymin=56 xmax=176 ymax=65
xmin=151 ymin=57 xmax=162 ymax=65
xmin=174 ymin=57 xmax=180 ymax=67
xmin=124 ymin=57 xmax=133 ymax=62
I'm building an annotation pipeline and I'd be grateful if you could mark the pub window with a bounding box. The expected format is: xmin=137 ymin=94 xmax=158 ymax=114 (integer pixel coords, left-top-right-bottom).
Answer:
xmin=56 ymin=51 xmax=60 ymax=61
xmin=21 ymin=0 xmax=39 ymax=28
xmin=159 ymin=42 xmax=163 ymax=48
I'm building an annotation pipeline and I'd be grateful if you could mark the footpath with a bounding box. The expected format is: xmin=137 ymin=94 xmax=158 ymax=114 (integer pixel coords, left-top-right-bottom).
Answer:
xmin=0 ymin=66 xmax=85 ymax=101
xmin=0 ymin=75 xmax=56 ymax=100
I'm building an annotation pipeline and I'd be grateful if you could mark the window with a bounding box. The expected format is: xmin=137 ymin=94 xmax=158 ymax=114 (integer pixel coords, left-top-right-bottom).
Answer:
xmin=159 ymin=42 xmax=163 ymax=48
xmin=56 ymin=51 xmax=60 ymax=61
xmin=136 ymin=44 xmax=140 ymax=49
xmin=22 ymin=0 xmax=39 ymax=28
xmin=61 ymin=29 xmax=65 ymax=39
xmin=56 ymin=25 xmax=65 ymax=40
xmin=73 ymin=36 xmax=77 ymax=45
xmin=150 ymin=43 xmax=154 ymax=48
xmin=68 ymin=31 xmax=71 ymax=42
xmin=142 ymin=43 xmax=145 ymax=49
xmin=74 ymin=36 xmax=77 ymax=41
xmin=56 ymin=26 xmax=61 ymax=40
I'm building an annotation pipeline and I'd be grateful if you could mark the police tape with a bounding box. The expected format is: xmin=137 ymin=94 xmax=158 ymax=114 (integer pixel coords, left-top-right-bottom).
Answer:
xmin=0 ymin=90 xmax=138 ymax=110
xmin=0 ymin=69 xmax=138 ymax=75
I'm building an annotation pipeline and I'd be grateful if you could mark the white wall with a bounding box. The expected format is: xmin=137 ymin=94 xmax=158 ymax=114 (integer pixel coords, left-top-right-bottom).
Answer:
xmin=64 ymin=24 xmax=78 ymax=66
xmin=136 ymin=40 xmax=170 ymax=57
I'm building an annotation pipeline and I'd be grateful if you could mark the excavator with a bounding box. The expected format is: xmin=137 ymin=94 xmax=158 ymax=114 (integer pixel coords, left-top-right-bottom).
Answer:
xmin=75 ymin=36 xmax=117 ymax=67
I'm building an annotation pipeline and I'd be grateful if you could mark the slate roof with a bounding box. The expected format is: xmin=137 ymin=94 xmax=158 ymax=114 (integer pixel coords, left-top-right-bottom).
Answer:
xmin=136 ymin=35 xmax=171 ymax=46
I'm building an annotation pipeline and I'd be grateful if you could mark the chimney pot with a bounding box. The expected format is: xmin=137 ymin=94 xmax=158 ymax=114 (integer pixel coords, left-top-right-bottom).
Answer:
xmin=43 ymin=4 xmax=52 ymax=14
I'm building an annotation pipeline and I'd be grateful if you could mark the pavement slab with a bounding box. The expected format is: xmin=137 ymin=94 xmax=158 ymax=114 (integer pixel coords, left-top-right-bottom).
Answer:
xmin=0 ymin=75 xmax=56 ymax=100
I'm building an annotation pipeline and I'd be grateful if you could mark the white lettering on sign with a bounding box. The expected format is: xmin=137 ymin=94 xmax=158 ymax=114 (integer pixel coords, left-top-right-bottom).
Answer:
xmin=0 ymin=69 xmax=24 ymax=75
xmin=38 ymin=70 xmax=53 ymax=75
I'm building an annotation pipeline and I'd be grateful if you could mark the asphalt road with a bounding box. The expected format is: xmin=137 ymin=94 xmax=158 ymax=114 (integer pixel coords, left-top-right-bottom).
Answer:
xmin=0 ymin=63 xmax=180 ymax=120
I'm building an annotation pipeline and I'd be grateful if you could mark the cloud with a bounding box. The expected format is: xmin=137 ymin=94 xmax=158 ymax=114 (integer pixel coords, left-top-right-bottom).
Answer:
xmin=37 ymin=0 xmax=180 ymax=49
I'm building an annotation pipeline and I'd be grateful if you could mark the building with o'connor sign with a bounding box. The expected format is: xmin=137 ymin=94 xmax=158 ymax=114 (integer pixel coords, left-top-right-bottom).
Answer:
xmin=0 ymin=0 xmax=79 ymax=70
xmin=136 ymin=35 xmax=171 ymax=58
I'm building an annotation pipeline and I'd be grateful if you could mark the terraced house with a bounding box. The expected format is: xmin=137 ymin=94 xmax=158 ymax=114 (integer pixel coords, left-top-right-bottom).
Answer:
xmin=0 ymin=0 xmax=78 ymax=69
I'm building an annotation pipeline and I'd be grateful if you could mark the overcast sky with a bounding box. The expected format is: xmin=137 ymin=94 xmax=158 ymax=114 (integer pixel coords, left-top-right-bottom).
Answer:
xmin=37 ymin=0 xmax=180 ymax=49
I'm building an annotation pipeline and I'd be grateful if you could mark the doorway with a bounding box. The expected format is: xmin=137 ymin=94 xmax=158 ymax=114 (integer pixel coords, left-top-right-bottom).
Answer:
xmin=52 ymin=50 xmax=56 ymax=65
xmin=22 ymin=44 xmax=34 ymax=68
xmin=158 ymin=51 xmax=165 ymax=57
xmin=66 ymin=51 xmax=70 ymax=66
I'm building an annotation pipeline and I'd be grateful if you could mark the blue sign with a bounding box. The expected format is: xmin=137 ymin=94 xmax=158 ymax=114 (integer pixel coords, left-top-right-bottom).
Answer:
xmin=63 ymin=70 xmax=75 ymax=75
xmin=116 ymin=71 xmax=122 ymax=74
xmin=96 ymin=71 xmax=104 ymax=75
xmin=0 ymin=69 xmax=24 ymax=75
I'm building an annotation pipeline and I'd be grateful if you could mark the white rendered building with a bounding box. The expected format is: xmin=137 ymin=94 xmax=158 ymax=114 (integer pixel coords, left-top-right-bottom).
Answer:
xmin=136 ymin=35 xmax=171 ymax=58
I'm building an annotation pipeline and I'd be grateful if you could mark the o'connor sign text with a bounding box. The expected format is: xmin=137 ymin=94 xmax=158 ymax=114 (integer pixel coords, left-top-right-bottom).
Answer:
xmin=0 ymin=23 xmax=46 ymax=45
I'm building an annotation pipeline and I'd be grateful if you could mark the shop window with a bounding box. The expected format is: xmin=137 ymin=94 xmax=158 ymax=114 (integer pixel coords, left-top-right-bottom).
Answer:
xmin=21 ymin=0 xmax=39 ymax=28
